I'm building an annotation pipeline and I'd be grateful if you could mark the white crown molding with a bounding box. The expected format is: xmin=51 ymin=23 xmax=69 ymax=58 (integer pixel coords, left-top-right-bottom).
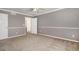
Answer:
xmin=35 ymin=8 xmax=65 ymax=16
xmin=0 ymin=8 xmax=65 ymax=17
xmin=0 ymin=8 xmax=33 ymax=17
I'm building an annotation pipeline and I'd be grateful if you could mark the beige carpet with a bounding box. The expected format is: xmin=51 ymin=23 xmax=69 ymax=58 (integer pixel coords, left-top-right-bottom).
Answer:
xmin=0 ymin=33 xmax=79 ymax=51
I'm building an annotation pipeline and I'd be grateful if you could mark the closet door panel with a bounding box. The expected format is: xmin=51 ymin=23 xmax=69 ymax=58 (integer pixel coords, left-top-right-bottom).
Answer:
xmin=0 ymin=14 xmax=8 ymax=39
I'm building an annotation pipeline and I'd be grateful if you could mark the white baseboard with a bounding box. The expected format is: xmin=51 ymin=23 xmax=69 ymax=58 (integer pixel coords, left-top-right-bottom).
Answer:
xmin=0 ymin=33 xmax=26 ymax=40
xmin=38 ymin=33 xmax=79 ymax=43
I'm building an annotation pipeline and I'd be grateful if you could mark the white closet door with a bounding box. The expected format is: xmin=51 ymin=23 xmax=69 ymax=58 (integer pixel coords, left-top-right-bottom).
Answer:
xmin=25 ymin=17 xmax=31 ymax=32
xmin=25 ymin=17 xmax=37 ymax=34
xmin=31 ymin=18 xmax=37 ymax=34
xmin=0 ymin=13 xmax=8 ymax=39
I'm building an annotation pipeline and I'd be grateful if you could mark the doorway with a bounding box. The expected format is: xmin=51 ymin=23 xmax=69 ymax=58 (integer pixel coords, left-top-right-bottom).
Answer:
xmin=25 ymin=17 xmax=37 ymax=34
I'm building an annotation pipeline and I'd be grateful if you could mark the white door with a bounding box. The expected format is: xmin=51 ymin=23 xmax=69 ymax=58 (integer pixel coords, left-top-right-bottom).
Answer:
xmin=25 ymin=17 xmax=31 ymax=33
xmin=0 ymin=13 xmax=8 ymax=39
xmin=31 ymin=18 xmax=37 ymax=34
xmin=25 ymin=17 xmax=37 ymax=34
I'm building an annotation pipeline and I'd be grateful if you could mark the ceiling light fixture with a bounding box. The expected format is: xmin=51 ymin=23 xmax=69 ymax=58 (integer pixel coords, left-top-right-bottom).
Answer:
xmin=33 ymin=8 xmax=38 ymax=11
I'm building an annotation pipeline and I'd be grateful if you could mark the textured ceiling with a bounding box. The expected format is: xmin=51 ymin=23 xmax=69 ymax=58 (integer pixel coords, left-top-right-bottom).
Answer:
xmin=0 ymin=8 xmax=61 ymax=16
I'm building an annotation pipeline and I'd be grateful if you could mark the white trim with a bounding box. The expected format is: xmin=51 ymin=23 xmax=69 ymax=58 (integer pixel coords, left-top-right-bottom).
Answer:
xmin=0 ymin=34 xmax=26 ymax=40
xmin=8 ymin=27 xmax=26 ymax=29
xmin=35 ymin=8 xmax=65 ymax=16
xmin=40 ymin=27 xmax=79 ymax=29
xmin=0 ymin=8 xmax=65 ymax=17
xmin=0 ymin=9 xmax=33 ymax=16
xmin=38 ymin=33 xmax=79 ymax=43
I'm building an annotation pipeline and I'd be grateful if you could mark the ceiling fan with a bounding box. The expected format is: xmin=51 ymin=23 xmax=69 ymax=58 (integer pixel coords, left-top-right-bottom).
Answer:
xmin=32 ymin=8 xmax=39 ymax=11
xmin=21 ymin=8 xmax=39 ymax=12
xmin=31 ymin=8 xmax=47 ymax=15
xmin=32 ymin=8 xmax=46 ymax=11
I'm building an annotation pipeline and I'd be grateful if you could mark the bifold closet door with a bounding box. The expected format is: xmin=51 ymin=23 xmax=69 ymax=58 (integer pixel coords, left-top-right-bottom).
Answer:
xmin=0 ymin=13 xmax=8 ymax=39
xmin=25 ymin=17 xmax=37 ymax=34
xmin=31 ymin=18 xmax=37 ymax=34
xmin=25 ymin=17 xmax=31 ymax=33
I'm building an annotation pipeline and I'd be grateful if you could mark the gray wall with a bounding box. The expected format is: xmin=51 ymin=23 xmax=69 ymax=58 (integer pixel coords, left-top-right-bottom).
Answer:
xmin=37 ymin=8 xmax=79 ymax=40
xmin=0 ymin=10 xmax=26 ymax=37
